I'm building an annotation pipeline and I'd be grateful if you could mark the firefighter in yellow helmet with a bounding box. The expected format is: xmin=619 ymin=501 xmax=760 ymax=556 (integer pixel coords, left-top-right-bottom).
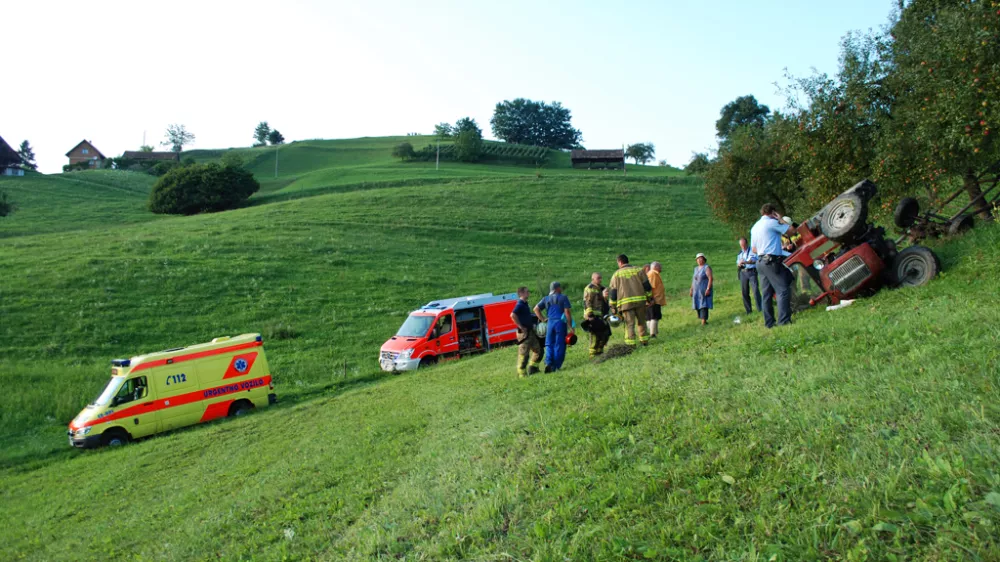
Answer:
xmin=609 ymin=253 xmax=653 ymax=347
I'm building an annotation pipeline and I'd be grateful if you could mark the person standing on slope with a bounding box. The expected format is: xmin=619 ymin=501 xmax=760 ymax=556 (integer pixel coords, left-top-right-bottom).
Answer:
xmin=646 ymin=261 xmax=666 ymax=338
xmin=737 ymin=237 xmax=762 ymax=314
xmin=510 ymin=286 xmax=543 ymax=378
xmin=583 ymin=272 xmax=611 ymax=358
xmin=533 ymin=282 xmax=574 ymax=373
xmin=609 ymin=254 xmax=654 ymax=348
xmin=750 ymin=203 xmax=795 ymax=328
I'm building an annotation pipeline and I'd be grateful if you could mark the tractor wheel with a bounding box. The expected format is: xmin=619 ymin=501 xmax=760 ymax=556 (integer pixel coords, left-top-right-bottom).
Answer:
xmin=821 ymin=193 xmax=868 ymax=242
xmin=893 ymin=197 xmax=920 ymax=229
xmin=102 ymin=428 xmax=130 ymax=448
xmin=228 ymin=400 xmax=254 ymax=418
xmin=892 ymin=246 xmax=940 ymax=288
xmin=947 ymin=214 xmax=974 ymax=237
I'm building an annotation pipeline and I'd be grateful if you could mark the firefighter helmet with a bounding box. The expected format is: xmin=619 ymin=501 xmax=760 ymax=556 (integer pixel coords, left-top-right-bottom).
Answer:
xmin=535 ymin=321 xmax=547 ymax=338
xmin=566 ymin=333 xmax=578 ymax=346
xmin=606 ymin=314 xmax=622 ymax=328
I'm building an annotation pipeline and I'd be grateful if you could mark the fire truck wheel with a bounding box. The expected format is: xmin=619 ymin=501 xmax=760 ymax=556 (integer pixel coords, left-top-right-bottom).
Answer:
xmin=893 ymin=197 xmax=920 ymax=228
xmin=102 ymin=428 xmax=130 ymax=447
xmin=947 ymin=215 xmax=974 ymax=237
xmin=821 ymin=193 xmax=868 ymax=242
xmin=418 ymin=357 xmax=436 ymax=369
xmin=229 ymin=400 xmax=254 ymax=417
xmin=892 ymin=245 xmax=940 ymax=288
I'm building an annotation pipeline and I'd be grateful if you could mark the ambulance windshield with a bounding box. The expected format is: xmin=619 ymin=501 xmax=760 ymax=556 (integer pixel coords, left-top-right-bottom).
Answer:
xmin=93 ymin=378 xmax=124 ymax=407
xmin=396 ymin=313 xmax=435 ymax=338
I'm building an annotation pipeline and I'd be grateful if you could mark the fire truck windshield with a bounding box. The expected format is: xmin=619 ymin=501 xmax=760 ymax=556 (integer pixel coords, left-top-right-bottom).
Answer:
xmin=396 ymin=314 xmax=435 ymax=338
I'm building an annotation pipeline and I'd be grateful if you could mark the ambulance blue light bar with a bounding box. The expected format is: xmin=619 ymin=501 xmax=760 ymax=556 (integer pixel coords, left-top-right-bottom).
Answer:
xmin=111 ymin=359 xmax=131 ymax=367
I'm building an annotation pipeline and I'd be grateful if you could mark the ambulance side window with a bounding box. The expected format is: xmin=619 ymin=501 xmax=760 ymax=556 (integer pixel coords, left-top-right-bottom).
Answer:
xmin=113 ymin=376 xmax=148 ymax=406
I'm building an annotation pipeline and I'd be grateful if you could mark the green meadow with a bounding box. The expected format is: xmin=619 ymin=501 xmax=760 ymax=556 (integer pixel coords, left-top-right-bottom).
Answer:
xmin=1 ymin=137 xmax=998 ymax=560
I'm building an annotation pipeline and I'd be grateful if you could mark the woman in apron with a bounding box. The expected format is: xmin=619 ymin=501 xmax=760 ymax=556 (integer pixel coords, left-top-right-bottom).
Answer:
xmin=690 ymin=253 xmax=714 ymax=325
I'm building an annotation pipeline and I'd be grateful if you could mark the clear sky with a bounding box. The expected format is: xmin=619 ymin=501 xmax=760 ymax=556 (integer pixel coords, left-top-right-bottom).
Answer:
xmin=4 ymin=0 xmax=896 ymax=173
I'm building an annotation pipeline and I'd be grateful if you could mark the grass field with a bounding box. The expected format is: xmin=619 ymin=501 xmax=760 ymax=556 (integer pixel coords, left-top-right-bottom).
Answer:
xmin=1 ymin=137 xmax=998 ymax=560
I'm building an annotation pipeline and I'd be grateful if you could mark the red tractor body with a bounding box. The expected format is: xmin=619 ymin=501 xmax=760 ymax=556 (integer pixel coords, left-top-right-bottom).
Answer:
xmin=783 ymin=180 xmax=939 ymax=307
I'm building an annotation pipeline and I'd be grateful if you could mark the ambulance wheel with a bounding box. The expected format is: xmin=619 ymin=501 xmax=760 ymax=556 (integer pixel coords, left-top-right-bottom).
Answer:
xmin=102 ymin=429 xmax=130 ymax=448
xmin=229 ymin=400 xmax=254 ymax=417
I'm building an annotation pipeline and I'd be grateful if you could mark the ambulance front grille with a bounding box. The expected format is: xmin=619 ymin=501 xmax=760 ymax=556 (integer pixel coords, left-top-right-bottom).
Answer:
xmin=828 ymin=255 xmax=871 ymax=294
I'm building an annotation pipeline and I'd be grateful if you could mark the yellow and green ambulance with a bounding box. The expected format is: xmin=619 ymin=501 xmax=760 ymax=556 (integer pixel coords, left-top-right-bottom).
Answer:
xmin=68 ymin=333 xmax=276 ymax=448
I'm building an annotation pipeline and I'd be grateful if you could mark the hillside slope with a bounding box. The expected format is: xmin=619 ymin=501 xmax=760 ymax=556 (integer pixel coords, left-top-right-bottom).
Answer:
xmin=2 ymin=162 xmax=999 ymax=559
xmin=3 ymin=223 xmax=999 ymax=559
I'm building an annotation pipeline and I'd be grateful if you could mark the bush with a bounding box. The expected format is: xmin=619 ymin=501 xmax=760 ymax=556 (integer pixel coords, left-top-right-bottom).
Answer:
xmin=148 ymin=163 xmax=260 ymax=215
xmin=148 ymin=161 xmax=180 ymax=177
xmin=391 ymin=142 xmax=415 ymax=161
xmin=453 ymin=129 xmax=483 ymax=162
xmin=0 ymin=190 xmax=16 ymax=217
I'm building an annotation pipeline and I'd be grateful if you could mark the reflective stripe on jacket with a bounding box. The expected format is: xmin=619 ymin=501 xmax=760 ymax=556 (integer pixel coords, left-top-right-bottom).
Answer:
xmin=609 ymin=265 xmax=653 ymax=311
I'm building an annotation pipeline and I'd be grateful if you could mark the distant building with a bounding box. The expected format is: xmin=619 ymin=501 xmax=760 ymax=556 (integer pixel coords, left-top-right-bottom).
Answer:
xmin=571 ymin=149 xmax=625 ymax=170
xmin=66 ymin=140 xmax=106 ymax=169
xmin=122 ymin=151 xmax=180 ymax=163
xmin=0 ymin=135 xmax=24 ymax=176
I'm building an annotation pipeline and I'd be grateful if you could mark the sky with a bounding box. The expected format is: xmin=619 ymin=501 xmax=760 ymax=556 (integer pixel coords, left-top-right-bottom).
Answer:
xmin=3 ymin=0 xmax=896 ymax=174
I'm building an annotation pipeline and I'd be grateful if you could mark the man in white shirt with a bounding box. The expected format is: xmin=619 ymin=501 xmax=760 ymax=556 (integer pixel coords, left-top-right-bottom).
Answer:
xmin=736 ymin=237 xmax=761 ymax=314
xmin=750 ymin=203 xmax=795 ymax=328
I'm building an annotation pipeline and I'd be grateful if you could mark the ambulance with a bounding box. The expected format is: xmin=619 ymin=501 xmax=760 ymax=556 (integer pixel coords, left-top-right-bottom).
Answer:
xmin=379 ymin=292 xmax=520 ymax=371
xmin=68 ymin=333 xmax=276 ymax=448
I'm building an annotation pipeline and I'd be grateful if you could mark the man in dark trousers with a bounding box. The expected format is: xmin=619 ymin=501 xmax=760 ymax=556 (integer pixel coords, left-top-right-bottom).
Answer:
xmin=736 ymin=237 xmax=761 ymax=314
xmin=510 ymin=286 xmax=542 ymax=378
xmin=750 ymin=203 xmax=795 ymax=328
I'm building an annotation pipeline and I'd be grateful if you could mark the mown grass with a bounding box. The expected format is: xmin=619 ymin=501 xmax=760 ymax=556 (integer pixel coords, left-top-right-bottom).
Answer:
xmin=1 ymin=138 xmax=998 ymax=560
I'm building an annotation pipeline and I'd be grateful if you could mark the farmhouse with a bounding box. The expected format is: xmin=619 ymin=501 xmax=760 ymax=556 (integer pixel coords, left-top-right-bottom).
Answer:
xmin=571 ymin=149 xmax=624 ymax=170
xmin=0 ymin=135 xmax=24 ymax=176
xmin=122 ymin=151 xmax=180 ymax=163
xmin=66 ymin=140 xmax=106 ymax=169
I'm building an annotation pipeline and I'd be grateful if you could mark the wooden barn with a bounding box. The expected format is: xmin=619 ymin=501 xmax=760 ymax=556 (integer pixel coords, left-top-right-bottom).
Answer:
xmin=571 ymin=149 xmax=624 ymax=170
xmin=0 ymin=135 xmax=24 ymax=176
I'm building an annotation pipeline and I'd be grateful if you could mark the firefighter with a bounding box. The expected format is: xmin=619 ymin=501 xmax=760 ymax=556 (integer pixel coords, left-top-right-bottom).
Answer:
xmin=583 ymin=272 xmax=611 ymax=358
xmin=609 ymin=254 xmax=654 ymax=347
xmin=510 ymin=286 xmax=543 ymax=378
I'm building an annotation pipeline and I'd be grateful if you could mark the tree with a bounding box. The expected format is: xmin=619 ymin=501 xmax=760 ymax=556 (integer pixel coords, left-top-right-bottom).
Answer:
xmin=253 ymin=122 xmax=271 ymax=147
xmin=684 ymin=152 xmax=711 ymax=175
xmin=453 ymin=118 xmax=483 ymax=162
xmin=625 ymin=142 xmax=655 ymax=165
xmin=220 ymin=151 xmax=246 ymax=168
xmin=17 ymin=141 xmax=37 ymax=171
xmin=392 ymin=142 xmax=416 ymax=161
xmin=490 ymin=98 xmax=584 ymax=149
xmin=658 ymin=160 xmax=669 ymax=167
xmin=875 ymin=0 xmax=1000 ymax=217
xmin=716 ymin=95 xmax=771 ymax=140
xmin=267 ymin=130 xmax=285 ymax=145
xmin=433 ymin=123 xmax=454 ymax=139
xmin=162 ymin=124 xmax=195 ymax=153
xmin=148 ymin=163 xmax=260 ymax=215
xmin=139 ymin=145 xmax=155 ymax=152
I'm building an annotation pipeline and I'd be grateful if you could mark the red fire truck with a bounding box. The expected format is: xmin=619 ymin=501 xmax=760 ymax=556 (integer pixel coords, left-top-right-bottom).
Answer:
xmin=379 ymin=293 xmax=520 ymax=372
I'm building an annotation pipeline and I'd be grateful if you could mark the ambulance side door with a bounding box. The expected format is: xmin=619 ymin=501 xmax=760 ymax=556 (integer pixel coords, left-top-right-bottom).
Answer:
xmin=429 ymin=312 xmax=458 ymax=357
xmin=110 ymin=375 xmax=159 ymax=438
xmin=152 ymin=365 xmax=201 ymax=431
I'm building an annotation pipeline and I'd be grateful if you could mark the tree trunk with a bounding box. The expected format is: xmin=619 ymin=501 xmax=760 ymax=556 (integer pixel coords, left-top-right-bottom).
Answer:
xmin=964 ymin=169 xmax=993 ymax=220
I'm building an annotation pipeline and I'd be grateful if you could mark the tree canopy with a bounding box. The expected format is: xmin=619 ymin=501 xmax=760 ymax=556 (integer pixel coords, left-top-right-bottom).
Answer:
xmin=254 ymin=122 xmax=271 ymax=147
xmin=715 ymin=95 xmax=770 ymax=140
xmin=162 ymin=124 xmax=195 ymax=153
xmin=267 ymin=130 xmax=285 ymax=145
xmin=625 ymin=143 xmax=655 ymax=165
xmin=490 ymin=98 xmax=583 ymax=149
xmin=17 ymin=141 xmax=37 ymax=171
xmin=704 ymin=1 xmax=1000 ymax=231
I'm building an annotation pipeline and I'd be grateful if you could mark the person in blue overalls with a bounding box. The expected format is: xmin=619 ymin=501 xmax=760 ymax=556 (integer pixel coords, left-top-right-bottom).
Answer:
xmin=533 ymin=281 xmax=575 ymax=373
